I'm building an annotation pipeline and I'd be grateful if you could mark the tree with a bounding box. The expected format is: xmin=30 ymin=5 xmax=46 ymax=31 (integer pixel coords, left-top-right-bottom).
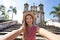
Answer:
xmin=0 ymin=5 xmax=5 ymax=15
xmin=50 ymin=4 xmax=60 ymax=22
xmin=8 ymin=6 xmax=17 ymax=20
xmin=0 ymin=5 xmax=9 ymax=20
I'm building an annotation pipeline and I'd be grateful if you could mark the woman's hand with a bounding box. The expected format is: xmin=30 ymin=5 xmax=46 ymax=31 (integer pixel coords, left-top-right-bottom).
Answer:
xmin=18 ymin=22 xmax=25 ymax=34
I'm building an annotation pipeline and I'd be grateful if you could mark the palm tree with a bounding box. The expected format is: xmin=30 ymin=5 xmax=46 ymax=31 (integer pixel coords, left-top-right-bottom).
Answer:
xmin=0 ymin=5 xmax=9 ymax=20
xmin=0 ymin=5 xmax=5 ymax=15
xmin=50 ymin=4 xmax=60 ymax=22
xmin=8 ymin=6 xmax=17 ymax=20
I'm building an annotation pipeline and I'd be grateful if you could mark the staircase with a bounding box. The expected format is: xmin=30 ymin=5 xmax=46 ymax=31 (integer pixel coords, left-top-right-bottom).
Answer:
xmin=43 ymin=25 xmax=60 ymax=35
xmin=0 ymin=24 xmax=60 ymax=40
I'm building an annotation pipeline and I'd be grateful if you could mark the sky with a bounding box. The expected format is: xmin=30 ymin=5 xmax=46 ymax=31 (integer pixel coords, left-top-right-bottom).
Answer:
xmin=0 ymin=0 xmax=60 ymax=24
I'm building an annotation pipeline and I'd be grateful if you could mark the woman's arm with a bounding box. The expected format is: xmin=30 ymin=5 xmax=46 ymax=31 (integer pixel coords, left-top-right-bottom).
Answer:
xmin=38 ymin=28 xmax=60 ymax=40
xmin=18 ymin=24 xmax=25 ymax=34
xmin=0 ymin=25 xmax=25 ymax=40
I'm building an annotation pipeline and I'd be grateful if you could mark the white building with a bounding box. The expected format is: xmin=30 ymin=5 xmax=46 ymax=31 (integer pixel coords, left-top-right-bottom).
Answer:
xmin=46 ymin=19 xmax=60 ymax=28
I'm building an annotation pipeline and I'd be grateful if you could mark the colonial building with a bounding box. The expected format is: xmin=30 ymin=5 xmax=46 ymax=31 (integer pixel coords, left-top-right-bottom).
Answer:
xmin=23 ymin=3 xmax=44 ymax=25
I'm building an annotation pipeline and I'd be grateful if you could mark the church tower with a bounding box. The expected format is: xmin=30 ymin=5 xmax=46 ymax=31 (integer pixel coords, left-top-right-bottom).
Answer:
xmin=39 ymin=3 xmax=44 ymax=26
xmin=24 ymin=3 xmax=29 ymax=12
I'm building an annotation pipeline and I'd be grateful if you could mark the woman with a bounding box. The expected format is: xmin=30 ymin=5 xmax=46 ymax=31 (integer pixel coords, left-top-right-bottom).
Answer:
xmin=18 ymin=12 xmax=60 ymax=40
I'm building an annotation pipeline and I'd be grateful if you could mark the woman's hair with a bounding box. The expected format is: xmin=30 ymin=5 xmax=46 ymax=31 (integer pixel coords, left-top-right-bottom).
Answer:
xmin=23 ymin=14 xmax=34 ymax=37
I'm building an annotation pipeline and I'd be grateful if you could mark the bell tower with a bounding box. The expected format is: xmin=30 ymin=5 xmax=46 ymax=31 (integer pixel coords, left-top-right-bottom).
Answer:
xmin=24 ymin=3 xmax=29 ymax=12
xmin=39 ymin=3 xmax=44 ymax=26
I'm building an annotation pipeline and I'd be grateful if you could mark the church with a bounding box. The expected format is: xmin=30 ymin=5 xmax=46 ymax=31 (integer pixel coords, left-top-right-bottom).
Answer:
xmin=23 ymin=3 xmax=45 ymax=25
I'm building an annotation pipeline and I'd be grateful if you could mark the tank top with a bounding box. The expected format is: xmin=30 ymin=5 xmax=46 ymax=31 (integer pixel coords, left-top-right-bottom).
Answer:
xmin=23 ymin=25 xmax=37 ymax=40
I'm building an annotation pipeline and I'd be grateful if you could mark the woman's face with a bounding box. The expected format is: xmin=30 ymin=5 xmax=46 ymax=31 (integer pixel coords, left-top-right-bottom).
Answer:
xmin=25 ymin=15 xmax=33 ymax=25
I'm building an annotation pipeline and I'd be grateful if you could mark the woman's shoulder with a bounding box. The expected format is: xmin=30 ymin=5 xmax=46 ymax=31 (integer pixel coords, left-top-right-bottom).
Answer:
xmin=33 ymin=25 xmax=40 ymax=32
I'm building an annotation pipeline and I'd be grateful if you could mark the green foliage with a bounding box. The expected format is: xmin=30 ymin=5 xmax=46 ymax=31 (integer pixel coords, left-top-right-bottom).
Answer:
xmin=50 ymin=3 xmax=60 ymax=22
xmin=50 ymin=3 xmax=60 ymax=17
xmin=0 ymin=5 xmax=9 ymax=20
xmin=0 ymin=5 xmax=17 ymax=20
xmin=2 ymin=14 xmax=9 ymax=20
